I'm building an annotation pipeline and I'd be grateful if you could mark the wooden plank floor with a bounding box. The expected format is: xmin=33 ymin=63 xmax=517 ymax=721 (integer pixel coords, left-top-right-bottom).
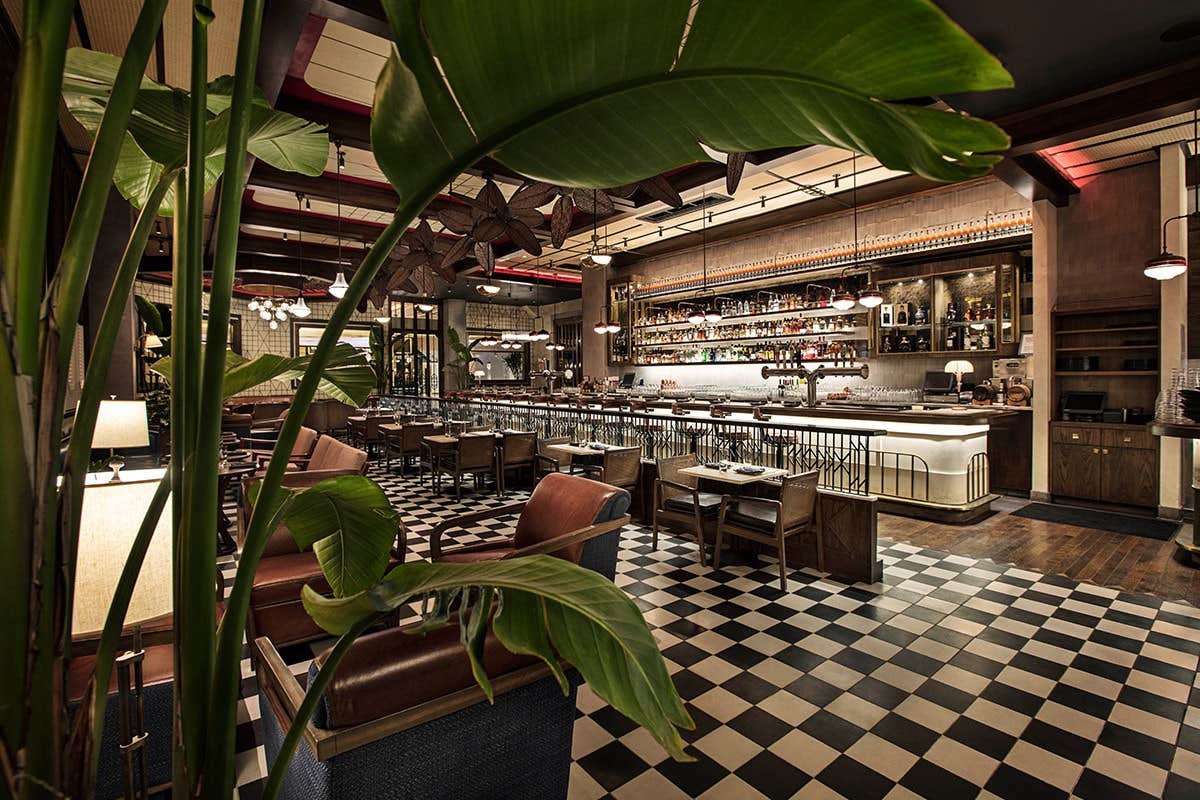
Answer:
xmin=879 ymin=504 xmax=1200 ymax=606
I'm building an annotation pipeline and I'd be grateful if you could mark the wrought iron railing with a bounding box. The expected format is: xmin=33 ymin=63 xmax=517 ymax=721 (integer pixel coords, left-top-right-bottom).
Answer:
xmin=387 ymin=395 xmax=891 ymax=497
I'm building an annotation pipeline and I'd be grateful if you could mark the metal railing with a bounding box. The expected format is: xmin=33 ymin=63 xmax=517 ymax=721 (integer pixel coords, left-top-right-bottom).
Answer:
xmin=387 ymin=395 xmax=887 ymax=497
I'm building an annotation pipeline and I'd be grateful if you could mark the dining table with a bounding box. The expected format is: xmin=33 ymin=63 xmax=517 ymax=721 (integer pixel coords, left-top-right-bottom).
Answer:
xmin=678 ymin=461 xmax=789 ymax=566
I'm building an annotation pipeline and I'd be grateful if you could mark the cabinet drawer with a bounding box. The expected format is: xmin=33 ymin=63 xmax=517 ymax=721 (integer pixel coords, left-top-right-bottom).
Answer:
xmin=1102 ymin=428 xmax=1154 ymax=450
xmin=1052 ymin=426 xmax=1100 ymax=446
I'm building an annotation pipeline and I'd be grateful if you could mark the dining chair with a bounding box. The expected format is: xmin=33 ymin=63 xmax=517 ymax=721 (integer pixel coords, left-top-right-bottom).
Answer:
xmin=497 ymin=431 xmax=538 ymax=494
xmin=651 ymin=453 xmax=722 ymax=565
xmin=714 ymin=470 xmax=820 ymax=590
xmin=435 ymin=433 xmax=500 ymax=500
xmin=575 ymin=445 xmax=640 ymax=492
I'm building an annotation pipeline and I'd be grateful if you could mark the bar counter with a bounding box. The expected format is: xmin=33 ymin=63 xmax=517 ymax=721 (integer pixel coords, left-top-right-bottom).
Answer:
xmin=405 ymin=393 xmax=1029 ymax=519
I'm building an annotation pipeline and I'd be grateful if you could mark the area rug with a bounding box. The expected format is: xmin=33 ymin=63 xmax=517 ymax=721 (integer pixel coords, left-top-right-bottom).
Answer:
xmin=1012 ymin=502 xmax=1180 ymax=541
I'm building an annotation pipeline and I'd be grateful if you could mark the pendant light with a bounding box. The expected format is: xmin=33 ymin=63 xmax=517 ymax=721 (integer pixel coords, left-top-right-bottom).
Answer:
xmin=850 ymin=157 xmax=883 ymax=307
xmin=694 ymin=190 xmax=722 ymax=324
xmin=328 ymin=143 xmax=349 ymax=298
xmin=580 ymin=191 xmax=613 ymax=269
xmin=291 ymin=295 xmax=311 ymax=317
xmin=1144 ymin=110 xmax=1196 ymax=280
xmin=533 ymin=260 xmax=551 ymax=340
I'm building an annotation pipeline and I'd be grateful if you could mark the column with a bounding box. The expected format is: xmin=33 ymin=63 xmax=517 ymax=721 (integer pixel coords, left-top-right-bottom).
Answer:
xmin=84 ymin=190 xmax=138 ymax=400
xmin=581 ymin=266 xmax=607 ymax=380
xmin=1030 ymin=198 xmax=1058 ymax=501
xmin=441 ymin=298 xmax=468 ymax=392
xmin=1159 ymin=143 xmax=1188 ymax=516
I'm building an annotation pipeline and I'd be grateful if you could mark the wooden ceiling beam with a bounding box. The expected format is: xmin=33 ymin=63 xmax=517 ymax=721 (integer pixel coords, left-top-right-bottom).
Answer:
xmin=241 ymin=204 xmax=387 ymax=242
xmin=991 ymin=153 xmax=1078 ymax=208
xmin=996 ymin=55 xmax=1200 ymax=156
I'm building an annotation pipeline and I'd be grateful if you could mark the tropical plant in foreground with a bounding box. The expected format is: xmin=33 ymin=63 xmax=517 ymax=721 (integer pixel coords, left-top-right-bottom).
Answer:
xmin=0 ymin=1 xmax=1010 ymax=798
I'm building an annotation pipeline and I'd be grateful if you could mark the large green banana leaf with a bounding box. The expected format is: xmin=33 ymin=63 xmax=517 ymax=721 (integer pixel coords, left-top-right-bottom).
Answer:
xmin=62 ymin=48 xmax=328 ymax=214
xmin=303 ymin=556 xmax=695 ymax=760
xmin=372 ymin=0 xmax=1011 ymax=206
xmin=256 ymin=475 xmax=401 ymax=597
xmin=151 ymin=342 xmax=376 ymax=405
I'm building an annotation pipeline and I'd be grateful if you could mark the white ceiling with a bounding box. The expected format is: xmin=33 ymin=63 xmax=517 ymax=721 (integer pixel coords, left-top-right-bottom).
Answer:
xmin=1041 ymin=110 xmax=1198 ymax=184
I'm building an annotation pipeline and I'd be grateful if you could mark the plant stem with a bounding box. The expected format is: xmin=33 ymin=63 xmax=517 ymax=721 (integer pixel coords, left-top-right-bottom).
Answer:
xmin=51 ymin=0 xmax=167 ymax=385
xmin=174 ymin=6 xmax=211 ymax=793
xmin=0 ymin=0 xmax=72 ymax=385
xmin=190 ymin=0 xmax=265 ymax=793
xmin=260 ymin=616 xmax=374 ymax=800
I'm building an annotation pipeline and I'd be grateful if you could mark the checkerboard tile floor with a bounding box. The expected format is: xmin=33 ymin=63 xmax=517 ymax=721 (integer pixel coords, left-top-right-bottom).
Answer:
xmin=224 ymin=465 xmax=1200 ymax=800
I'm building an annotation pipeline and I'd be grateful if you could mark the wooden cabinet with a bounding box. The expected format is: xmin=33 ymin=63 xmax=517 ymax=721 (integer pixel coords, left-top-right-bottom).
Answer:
xmin=1049 ymin=422 xmax=1158 ymax=509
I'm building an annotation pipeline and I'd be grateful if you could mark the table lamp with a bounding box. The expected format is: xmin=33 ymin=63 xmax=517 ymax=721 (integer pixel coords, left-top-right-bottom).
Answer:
xmin=944 ymin=360 xmax=974 ymax=394
xmin=91 ymin=400 xmax=150 ymax=481
xmin=72 ymin=473 xmax=172 ymax=639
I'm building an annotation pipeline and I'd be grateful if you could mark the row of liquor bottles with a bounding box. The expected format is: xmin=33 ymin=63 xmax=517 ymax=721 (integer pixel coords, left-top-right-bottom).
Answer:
xmin=638 ymin=291 xmax=864 ymax=326
xmin=637 ymin=338 xmax=866 ymax=365
xmin=880 ymin=300 xmax=1000 ymax=328
xmin=879 ymin=323 xmax=994 ymax=353
xmin=635 ymin=316 xmax=860 ymax=345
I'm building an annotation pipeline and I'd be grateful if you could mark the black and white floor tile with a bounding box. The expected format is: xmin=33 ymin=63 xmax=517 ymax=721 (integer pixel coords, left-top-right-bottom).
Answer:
xmin=224 ymin=465 xmax=1200 ymax=800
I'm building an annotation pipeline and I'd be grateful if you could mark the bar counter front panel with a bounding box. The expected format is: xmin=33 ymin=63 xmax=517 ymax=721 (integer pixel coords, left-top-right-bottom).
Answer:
xmin=395 ymin=394 xmax=1017 ymax=515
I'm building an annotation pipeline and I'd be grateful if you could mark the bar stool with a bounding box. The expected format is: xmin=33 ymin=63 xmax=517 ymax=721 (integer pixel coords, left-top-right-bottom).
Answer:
xmin=715 ymin=430 xmax=752 ymax=462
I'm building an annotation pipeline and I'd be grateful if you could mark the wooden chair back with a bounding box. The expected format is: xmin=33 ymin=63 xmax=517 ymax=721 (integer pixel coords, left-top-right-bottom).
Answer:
xmin=779 ymin=470 xmax=820 ymax=531
xmin=601 ymin=446 xmax=641 ymax=487
xmin=457 ymin=434 xmax=496 ymax=470
xmin=501 ymin=432 xmax=537 ymax=465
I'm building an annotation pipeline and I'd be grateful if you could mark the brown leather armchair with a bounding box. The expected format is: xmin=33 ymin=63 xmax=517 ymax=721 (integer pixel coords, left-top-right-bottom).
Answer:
xmin=430 ymin=472 xmax=630 ymax=580
xmin=256 ymin=623 xmax=580 ymax=800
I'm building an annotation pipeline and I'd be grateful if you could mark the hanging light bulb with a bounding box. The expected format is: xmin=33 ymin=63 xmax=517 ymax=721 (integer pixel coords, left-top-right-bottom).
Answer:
xmin=259 ymin=309 xmax=271 ymax=321
xmin=544 ymin=341 xmax=557 ymax=351
xmin=247 ymin=298 xmax=260 ymax=311
xmin=269 ymin=319 xmax=279 ymax=330
xmin=535 ymin=328 xmax=550 ymax=341
xmin=291 ymin=295 xmax=311 ymax=318
xmin=275 ymin=308 xmax=288 ymax=321
xmin=593 ymin=320 xmax=609 ymax=335
xmin=416 ymin=301 xmax=434 ymax=313
xmin=554 ymin=343 xmax=565 ymax=351
xmin=580 ymin=192 xmax=613 ymax=268
xmin=262 ymin=298 xmax=273 ymax=309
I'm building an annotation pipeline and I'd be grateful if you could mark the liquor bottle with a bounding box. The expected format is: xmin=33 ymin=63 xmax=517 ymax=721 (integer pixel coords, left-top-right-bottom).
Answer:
xmin=946 ymin=301 xmax=958 ymax=323
xmin=980 ymin=326 xmax=992 ymax=349
xmin=944 ymin=326 xmax=957 ymax=350
xmin=914 ymin=305 xmax=928 ymax=326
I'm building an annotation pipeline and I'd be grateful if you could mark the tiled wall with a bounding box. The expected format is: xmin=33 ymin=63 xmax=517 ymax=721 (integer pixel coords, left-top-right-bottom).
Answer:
xmin=133 ymin=280 xmax=378 ymax=398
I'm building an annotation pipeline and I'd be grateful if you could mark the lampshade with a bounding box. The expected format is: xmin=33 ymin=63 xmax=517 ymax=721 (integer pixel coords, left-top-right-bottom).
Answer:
xmin=857 ymin=288 xmax=884 ymax=308
xmin=686 ymin=308 xmax=706 ymax=325
xmin=416 ymin=302 xmax=435 ymax=313
xmin=605 ymin=321 xmax=621 ymax=334
xmin=73 ymin=473 xmax=172 ymax=637
xmin=91 ymin=400 xmax=150 ymax=449
xmin=1144 ymin=250 xmax=1187 ymax=280
xmin=290 ymin=296 xmax=311 ymax=318
xmin=831 ymin=291 xmax=857 ymax=311
xmin=328 ymin=271 xmax=350 ymax=298
xmin=593 ymin=321 xmax=609 ymax=334
xmin=477 ymin=282 xmax=501 ymax=296
xmin=143 ymin=333 xmax=163 ymax=351
xmin=943 ymin=360 xmax=974 ymax=375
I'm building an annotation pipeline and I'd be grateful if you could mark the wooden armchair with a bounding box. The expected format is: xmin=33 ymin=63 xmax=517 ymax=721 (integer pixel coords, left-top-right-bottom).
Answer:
xmin=497 ymin=431 xmax=538 ymax=494
xmin=652 ymin=453 xmax=723 ymax=566
xmin=715 ymin=470 xmax=820 ymax=590
xmin=433 ymin=432 xmax=500 ymax=500
xmin=430 ymin=472 xmax=631 ymax=581
xmin=535 ymin=436 xmax=572 ymax=477
xmin=575 ymin=445 xmax=641 ymax=491
xmin=383 ymin=421 xmax=437 ymax=475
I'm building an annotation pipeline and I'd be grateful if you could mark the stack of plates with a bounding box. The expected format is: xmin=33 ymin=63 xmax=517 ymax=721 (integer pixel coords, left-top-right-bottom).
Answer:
xmin=1180 ymin=389 xmax=1200 ymax=421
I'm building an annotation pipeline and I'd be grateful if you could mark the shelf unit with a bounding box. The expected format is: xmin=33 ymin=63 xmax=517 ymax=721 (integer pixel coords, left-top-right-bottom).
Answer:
xmin=1049 ymin=306 xmax=1160 ymax=509
xmin=873 ymin=258 xmax=1021 ymax=357
xmin=630 ymin=278 xmax=871 ymax=367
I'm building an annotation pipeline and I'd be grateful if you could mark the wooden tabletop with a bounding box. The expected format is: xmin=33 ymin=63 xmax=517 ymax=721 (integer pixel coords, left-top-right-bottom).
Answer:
xmin=679 ymin=463 xmax=789 ymax=485
xmin=549 ymin=442 xmax=616 ymax=456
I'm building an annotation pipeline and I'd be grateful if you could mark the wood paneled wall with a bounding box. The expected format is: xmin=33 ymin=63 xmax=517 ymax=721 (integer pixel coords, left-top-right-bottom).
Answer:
xmin=1054 ymin=163 xmax=1160 ymax=311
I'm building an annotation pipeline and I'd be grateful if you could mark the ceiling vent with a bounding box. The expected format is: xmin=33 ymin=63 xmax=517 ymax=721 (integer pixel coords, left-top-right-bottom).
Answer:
xmin=637 ymin=193 xmax=732 ymax=224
